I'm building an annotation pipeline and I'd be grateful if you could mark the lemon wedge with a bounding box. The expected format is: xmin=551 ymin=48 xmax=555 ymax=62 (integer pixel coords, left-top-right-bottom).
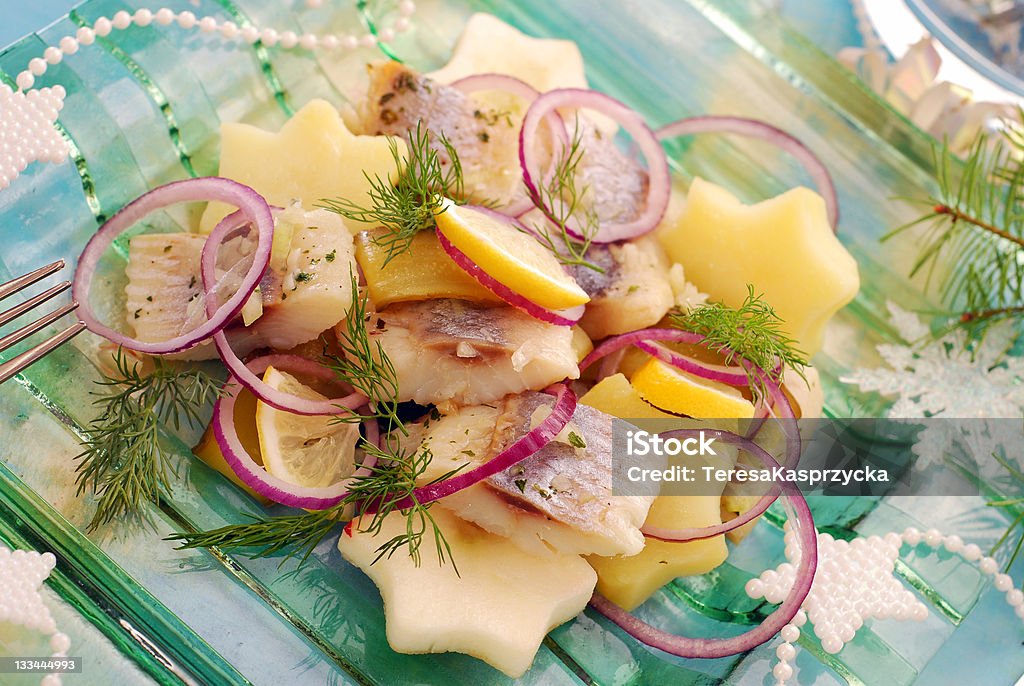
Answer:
xmin=630 ymin=358 xmax=755 ymax=419
xmin=433 ymin=198 xmax=589 ymax=310
xmin=255 ymin=366 xmax=361 ymax=488
xmin=193 ymin=386 xmax=271 ymax=503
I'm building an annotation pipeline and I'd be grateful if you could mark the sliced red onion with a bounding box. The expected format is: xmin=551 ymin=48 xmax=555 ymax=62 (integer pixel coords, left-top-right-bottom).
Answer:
xmin=519 ymin=88 xmax=671 ymax=243
xmin=591 ymin=429 xmax=817 ymax=659
xmin=580 ymin=327 xmax=703 ymax=373
xmin=394 ymin=383 xmax=576 ymax=508
xmin=211 ymin=333 xmax=365 ymax=416
xmin=450 ymin=73 xmax=542 ymax=102
xmin=641 ymin=383 xmax=796 ymax=543
xmin=634 ymin=340 xmax=749 ymax=386
xmin=212 ymin=356 xmax=362 ymax=509
xmin=452 ymin=73 xmax=570 ymax=218
xmin=435 ymin=228 xmax=583 ymax=326
xmin=73 ymin=178 xmax=274 ymax=354
xmin=656 ymin=116 xmax=839 ymax=231
xmin=575 ymin=327 xmax=801 ymax=542
xmin=198 ymin=221 xmax=366 ymax=416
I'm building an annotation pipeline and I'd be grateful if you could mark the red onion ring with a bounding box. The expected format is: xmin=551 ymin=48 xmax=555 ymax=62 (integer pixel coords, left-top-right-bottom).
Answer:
xmin=580 ymin=328 xmax=703 ymax=372
xmin=450 ymin=73 xmax=541 ymax=102
xmin=198 ymin=219 xmax=366 ymax=416
xmin=396 ymin=383 xmax=576 ymax=507
xmin=519 ymin=88 xmax=671 ymax=243
xmin=435 ymin=228 xmax=583 ymax=326
xmin=640 ymin=381 xmax=797 ymax=543
xmin=576 ymin=327 xmax=801 ymax=542
xmin=72 ymin=177 xmax=274 ymax=354
xmin=591 ymin=430 xmax=816 ymax=658
xmin=633 ymin=340 xmax=749 ymax=386
xmin=451 ymin=73 xmax=569 ymax=218
xmin=213 ymin=355 xmax=364 ymax=509
xmin=656 ymin=116 xmax=839 ymax=231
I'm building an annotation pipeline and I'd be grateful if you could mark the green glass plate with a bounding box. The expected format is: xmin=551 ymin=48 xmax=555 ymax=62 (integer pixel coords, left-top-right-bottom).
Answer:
xmin=0 ymin=1 xmax=1021 ymax=684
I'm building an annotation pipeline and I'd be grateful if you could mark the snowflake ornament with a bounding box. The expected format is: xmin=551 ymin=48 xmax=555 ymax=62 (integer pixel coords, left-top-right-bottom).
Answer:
xmin=843 ymin=302 xmax=1024 ymax=476
xmin=0 ymin=84 xmax=68 ymax=191
xmin=843 ymin=302 xmax=1024 ymax=419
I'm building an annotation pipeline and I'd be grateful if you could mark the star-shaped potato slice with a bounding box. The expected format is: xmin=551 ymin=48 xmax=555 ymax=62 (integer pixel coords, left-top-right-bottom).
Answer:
xmin=338 ymin=508 xmax=596 ymax=678
xmin=428 ymin=13 xmax=588 ymax=92
xmin=588 ymin=495 xmax=728 ymax=611
xmin=199 ymin=99 xmax=405 ymax=233
xmin=658 ymin=178 xmax=859 ymax=355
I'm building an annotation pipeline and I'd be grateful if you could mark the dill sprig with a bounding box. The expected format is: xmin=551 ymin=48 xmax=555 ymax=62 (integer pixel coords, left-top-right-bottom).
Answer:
xmin=319 ymin=122 xmax=464 ymax=265
xmin=168 ymin=438 xmax=458 ymax=571
xmin=169 ymin=281 xmax=457 ymax=570
xmin=76 ymin=348 xmax=224 ymax=530
xmin=348 ymin=440 xmax=458 ymax=569
xmin=885 ymin=130 xmax=1024 ymax=334
xmin=670 ymin=285 xmax=808 ymax=400
xmin=527 ymin=120 xmax=604 ymax=273
xmin=324 ymin=273 xmax=403 ymax=432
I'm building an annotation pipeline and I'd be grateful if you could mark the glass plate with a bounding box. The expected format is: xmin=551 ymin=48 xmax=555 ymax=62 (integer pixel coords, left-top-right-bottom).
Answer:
xmin=0 ymin=1 xmax=1021 ymax=684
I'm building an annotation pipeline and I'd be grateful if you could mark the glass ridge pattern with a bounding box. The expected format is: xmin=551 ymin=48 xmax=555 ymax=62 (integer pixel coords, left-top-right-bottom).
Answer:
xmin=0 ymin=0 xmax=1020 ymax=684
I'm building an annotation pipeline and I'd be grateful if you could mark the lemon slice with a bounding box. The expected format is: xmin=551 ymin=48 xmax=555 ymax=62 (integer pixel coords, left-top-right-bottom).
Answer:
xmin=193 ymin=386 xmax=271 ymax=503
xmin=433 ymin=197 xmax=590 ymax=310
xmin=631 ymin=358 xmax=755 ymax=419
xmin=255 ymin=366 xmax=361 ymax=488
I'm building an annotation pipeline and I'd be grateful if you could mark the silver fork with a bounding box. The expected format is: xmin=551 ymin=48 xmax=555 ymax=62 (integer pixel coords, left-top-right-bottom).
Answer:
xmin=0 ymin=260 xmax=86 ymax=384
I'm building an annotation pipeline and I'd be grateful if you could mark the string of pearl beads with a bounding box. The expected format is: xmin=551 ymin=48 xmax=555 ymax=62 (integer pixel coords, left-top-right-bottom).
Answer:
xmin=760 ymin=526 xmax=1022 ymax=686
xmin=0 ymin=546 xmax=70 ymax=686
xmin=14 ymin=1 xmax=417 ymax=92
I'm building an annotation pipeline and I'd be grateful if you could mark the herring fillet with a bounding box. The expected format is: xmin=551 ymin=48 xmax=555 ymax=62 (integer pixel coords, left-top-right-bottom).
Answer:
xmin=356 ymin=299 xmax=580 ymax=408
xmin=417 ymin=392 xmax=654 ymax=557
xmin=572 ymin=237 xmax=674 ymax=340
xmin=124 ymin=233 xmax=214 ymax=359
xmin=357 ymin=61 xmax=528 ymax=207
xmin=123 ymin=208 xmax=355 ymax=357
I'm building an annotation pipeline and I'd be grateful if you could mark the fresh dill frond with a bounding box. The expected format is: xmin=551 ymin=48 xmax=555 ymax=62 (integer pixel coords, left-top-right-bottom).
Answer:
xmin=670 ymin=285 xmax=808 ymax=400
xmin=885 ymin=131 xmax=1024 ymax=335
xmin=166 ymin=505 xmax=346 ymax=565
xmin=348 ymin=440 xmax=459 ymax=571
xmin=169 ymin=277 xmax=459 ymax=570
xmin=527 ymin=120 xmax=604 ymax=273
xmin=324 ymin=273 xmax=403 ymax=432
xmin=319 ymin=122 xmax=464 ymax=265
xmin=76 ymin=348 xmax=224 ymax=530
xmin=168 ymin=436 xmax=460 ymax=573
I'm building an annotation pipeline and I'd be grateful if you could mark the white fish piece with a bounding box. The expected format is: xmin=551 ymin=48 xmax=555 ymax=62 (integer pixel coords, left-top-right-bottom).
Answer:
xmin=338 ymin=507 xmax=595 ymax=678
xmin=125 ymin=232 xmax=209 ymax=358
xmin=231 ymin=206 xmax=356 ymax=351
xmin=417 ymin=392 xmax=655 ymax=557
xmin=357 ymin=299 xmax=580 ymax=408
xmin=124 ymin=206 xmax=355 ymax=358
xmin=358 ymin=61 xmax=529 ymax=209
xmin=571 ymin=237 xmax=674 ymax=340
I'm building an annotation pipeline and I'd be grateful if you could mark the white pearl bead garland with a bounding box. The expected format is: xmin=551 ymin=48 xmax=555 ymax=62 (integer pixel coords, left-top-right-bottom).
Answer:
xmin=0 ymin=546 xmax=69 ymax=686
xmin=12 ymin=2 xmax=417 ymax=92
xmin=1 ymin=2 xmax=417 ymax=191
xmin=0 ymin=84 xmax=68 ymax=191
xmin=747 ymin=525 xmax=1024 ymax=686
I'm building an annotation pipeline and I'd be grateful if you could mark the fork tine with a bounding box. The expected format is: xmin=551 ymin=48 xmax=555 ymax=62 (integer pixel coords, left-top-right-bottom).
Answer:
xmin=0 ymin=260 xmax=65 ymax=301
xmin=0 ymin=280 xmax=71 ymax=328
xmin=0 ymin=302 xmax=79 ymax=353
xmin=0 ymin=320 xmax=86 ymax=384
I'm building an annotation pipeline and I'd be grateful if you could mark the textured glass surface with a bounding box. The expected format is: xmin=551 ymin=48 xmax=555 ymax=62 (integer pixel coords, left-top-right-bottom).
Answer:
xmin=0 ymin=0 xmax=1021 ymax=684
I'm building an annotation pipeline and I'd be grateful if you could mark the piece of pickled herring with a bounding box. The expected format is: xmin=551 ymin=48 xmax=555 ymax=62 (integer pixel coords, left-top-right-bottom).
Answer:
xmin=353 ymin=299 xmax=581 ymax=408
xmin=416 ymin=392 xmax=655 ymax=557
